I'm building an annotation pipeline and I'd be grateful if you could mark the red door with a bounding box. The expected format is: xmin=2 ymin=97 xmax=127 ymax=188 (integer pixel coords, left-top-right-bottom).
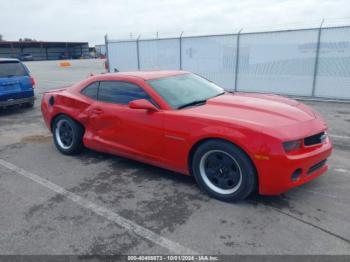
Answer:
xmin=86 ymin=81 xmax=165 ymax=163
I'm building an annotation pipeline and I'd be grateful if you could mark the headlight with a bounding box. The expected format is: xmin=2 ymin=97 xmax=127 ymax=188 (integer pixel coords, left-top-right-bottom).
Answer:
xmin=283 ymin=139 xmax=302 ymax=153
xmin=320 ymin=131 xmax=328 ymax=143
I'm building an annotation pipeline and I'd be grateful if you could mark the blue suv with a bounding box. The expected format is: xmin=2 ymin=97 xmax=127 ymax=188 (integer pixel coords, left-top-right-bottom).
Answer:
xmin=0 ymin=58 xmax=35 ymax=108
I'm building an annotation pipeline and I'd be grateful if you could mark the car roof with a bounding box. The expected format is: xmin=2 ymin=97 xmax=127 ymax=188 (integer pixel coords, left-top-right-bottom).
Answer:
xmin=0 ymin=58 xmax=21 ymax=62
xmin=105 ymin=70 xmax=189 ymax=80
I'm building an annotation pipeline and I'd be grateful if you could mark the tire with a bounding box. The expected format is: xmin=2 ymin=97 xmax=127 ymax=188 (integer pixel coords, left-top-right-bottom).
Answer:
xmin=52 ymin=115 xmax=84 ymax=155
xmin=192 ymin=139 xmax=257 ymax=202
xmin=23 ymin=101 xmax=34 ymax=108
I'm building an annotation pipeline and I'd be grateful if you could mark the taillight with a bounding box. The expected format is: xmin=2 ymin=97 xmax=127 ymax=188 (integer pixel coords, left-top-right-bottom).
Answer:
xmin=30 ymin=76 xmax=35 ymax=88
xmin=283 ymin=139 xmax=303 ymax=153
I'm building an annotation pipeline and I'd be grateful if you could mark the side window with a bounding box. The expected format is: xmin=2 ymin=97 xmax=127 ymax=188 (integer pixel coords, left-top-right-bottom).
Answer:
xmin=98 ymin=81 xmax=151 ymax=105
xmin=81 ymin=82 xmax=99 ymax=100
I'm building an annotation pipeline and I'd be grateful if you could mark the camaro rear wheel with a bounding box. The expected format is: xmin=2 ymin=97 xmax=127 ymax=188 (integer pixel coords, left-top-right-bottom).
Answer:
xmin=52 ymin=115 xmax=84 ymax=155
xmin=192 ymin=139 xmax=257 ymax=202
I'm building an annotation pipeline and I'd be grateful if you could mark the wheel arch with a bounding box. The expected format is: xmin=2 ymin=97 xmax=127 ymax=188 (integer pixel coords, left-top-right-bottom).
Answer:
xmin=50 ymin=113 xmax=85 ymax=133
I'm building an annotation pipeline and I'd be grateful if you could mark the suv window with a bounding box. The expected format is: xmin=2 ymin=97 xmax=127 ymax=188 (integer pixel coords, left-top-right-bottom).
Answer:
xmin=0 ymin=61 xmax=28 ymax=77
xmin=98 ymin=81 xmax=151 ymax=105
xmin=81 ymin=82 xmax=99 ymax=99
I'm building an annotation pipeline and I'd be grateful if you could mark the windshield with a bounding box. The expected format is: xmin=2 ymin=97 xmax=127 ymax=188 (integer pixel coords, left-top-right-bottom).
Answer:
xmin=0 ymin=61 xmax=28 ymax=77
xmin=147 ymin=73 xmax=224 ymax=109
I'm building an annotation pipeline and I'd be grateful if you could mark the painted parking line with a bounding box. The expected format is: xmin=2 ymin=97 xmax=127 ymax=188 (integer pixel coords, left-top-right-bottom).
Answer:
xmin=0 ymin=159 xmax=196 ymax=255
xmin=330 ymin=134 xmax=350 ymax=140
xmin=334 ymin=168 xmax=350 ymax=175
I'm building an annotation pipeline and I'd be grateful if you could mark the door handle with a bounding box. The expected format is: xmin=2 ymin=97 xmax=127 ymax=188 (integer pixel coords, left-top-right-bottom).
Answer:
xmin=91 ymin=108 xmax=103 ymax=114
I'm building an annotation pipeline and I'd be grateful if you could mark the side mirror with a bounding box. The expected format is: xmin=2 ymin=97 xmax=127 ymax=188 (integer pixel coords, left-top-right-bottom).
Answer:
xmin=128 ymin=99 xmax=158 ymax=112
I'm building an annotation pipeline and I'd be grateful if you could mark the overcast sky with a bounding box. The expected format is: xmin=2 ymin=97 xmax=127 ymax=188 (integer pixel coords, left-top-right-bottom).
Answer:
xmin=1 ymin=0 xmax=350 ymax=45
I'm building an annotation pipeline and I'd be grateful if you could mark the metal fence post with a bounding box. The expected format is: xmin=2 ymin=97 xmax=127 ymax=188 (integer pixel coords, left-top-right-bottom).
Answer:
xmin=234 ymin=28 xmax=243 ymax=92
xmin=179 ymin=31 xmax=184 ymax=70
xmin=136 ymin=35 xmax=141 ymax=70
xmin=312 ymin=19 xmax=324 ymax=97
xmin=104 ymin=34 xmax=110 ymax=72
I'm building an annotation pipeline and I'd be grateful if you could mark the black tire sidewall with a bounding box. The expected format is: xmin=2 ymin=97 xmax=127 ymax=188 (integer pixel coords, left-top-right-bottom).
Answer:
xmin=52 ymin=115 xmax=83 ymax=155
xmin=192 ymin=139 xmax=256 ymax=202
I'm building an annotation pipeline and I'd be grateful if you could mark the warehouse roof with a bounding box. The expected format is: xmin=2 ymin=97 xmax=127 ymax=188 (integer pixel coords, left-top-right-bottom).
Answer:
xmin=0 ymin=41 xmax=88 ymax=48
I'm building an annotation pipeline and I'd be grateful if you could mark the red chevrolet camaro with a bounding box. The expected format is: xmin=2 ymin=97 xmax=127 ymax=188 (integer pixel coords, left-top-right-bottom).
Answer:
xmin=41 ymin=71 xmax=332 ymax=201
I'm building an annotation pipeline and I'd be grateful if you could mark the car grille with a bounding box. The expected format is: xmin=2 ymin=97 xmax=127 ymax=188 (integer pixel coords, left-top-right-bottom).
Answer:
xmin=307 ymin=159 xmax=327 ymax=175
xmin=304 ymin=132 xmax=327 ymax=146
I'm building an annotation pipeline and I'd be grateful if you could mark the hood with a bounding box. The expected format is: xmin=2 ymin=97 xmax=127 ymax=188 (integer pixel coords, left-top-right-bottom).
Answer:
xmin=184 ymin=92 xmax=317 ymax=130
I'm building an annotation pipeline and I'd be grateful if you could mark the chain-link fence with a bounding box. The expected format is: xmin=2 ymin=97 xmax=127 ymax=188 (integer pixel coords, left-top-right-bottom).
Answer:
xmin=106 ymin=24 xmax=350 ymax=100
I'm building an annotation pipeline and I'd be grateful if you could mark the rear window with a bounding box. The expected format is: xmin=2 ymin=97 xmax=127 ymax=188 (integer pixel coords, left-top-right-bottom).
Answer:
xmin=0 ymin=61 xmax=28 ymax=77
xmin=81 ymin=82 xmax=99 ymax=100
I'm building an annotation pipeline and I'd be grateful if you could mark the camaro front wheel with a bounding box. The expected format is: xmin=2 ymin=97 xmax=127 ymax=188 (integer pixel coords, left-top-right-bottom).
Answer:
xmin=192 ymin=139 xmax=257 ymax=202
xmin=52 ymin=115 xmax=84 ymax=155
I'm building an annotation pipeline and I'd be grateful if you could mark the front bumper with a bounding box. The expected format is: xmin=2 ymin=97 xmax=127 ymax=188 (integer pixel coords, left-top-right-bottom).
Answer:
xmin=258 ymin=138 xmax=333 ymax=195
xmin=0 ymin=96 xmax=35 ymax=107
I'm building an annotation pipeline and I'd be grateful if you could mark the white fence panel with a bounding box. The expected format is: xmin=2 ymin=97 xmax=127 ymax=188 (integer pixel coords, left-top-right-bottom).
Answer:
xmin=182 ymin=35 xmax=237 ymax=91
xmin=139 ymin=39 xmax=180 ymax=70
xmin=106 ymin=26 xmax=350 ymax=100
xmin=315 ymin=27 xmax=350 ymax=99
xmin=108 ymin=41 xmax=138 ymax=71
xmin=237 ymin=30 xmax=318 ymax=96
